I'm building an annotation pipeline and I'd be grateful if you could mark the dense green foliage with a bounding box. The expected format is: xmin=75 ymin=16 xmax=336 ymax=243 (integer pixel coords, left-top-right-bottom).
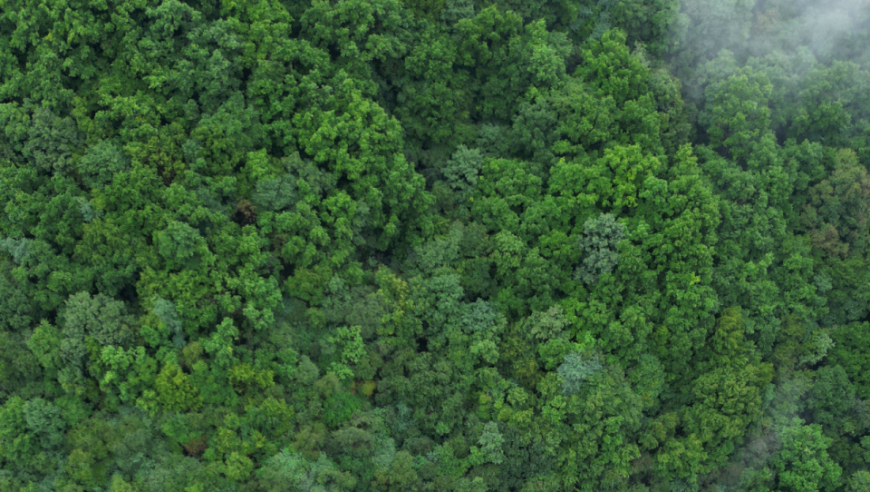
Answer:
xmin=1 ymin=0 xmax=869 ymax=490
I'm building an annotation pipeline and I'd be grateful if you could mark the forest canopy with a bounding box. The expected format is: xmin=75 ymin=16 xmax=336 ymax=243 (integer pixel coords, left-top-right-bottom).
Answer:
xmin=2 ymin=0 xmax=870 ymax=490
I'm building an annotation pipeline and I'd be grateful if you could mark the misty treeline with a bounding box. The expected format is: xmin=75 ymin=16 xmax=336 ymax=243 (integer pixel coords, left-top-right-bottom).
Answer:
xmin=1 ymin=0 xmax=870 ymax=490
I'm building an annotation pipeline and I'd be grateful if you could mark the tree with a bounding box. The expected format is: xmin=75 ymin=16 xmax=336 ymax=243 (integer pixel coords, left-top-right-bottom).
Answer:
xmin=802 ymin=149 xmax=870 ymax=258
xmin=771 ymin=419 xmax=842 ymax=492
xmin=469 ymin=421 xmax=505 ymax=466
xmin=256 ymin=449 xmax=357 ymax=492
xmin=575 ymin=213 xmax=626 ymax=285
xmin=829 ymin=322 xmax=870 ymax=399
xmin=22 ymin=107 xmax=83 ymax=174
xmin=62 ymin=292 xmax=133 ymax=348
xmin=154 ymin=361 xmax=202 ymax=413
xmin=154 ymin=220 xmax=210 ymax=271
xmin=76 ymin=140 xmax=129 ymax=190
xmin=699 ymin=64 xmax=774 ymax=162
xmin=556 ymin=352 xmax=602 ymax=395
xmin=443 ymin=146 xmax=484 ymax=203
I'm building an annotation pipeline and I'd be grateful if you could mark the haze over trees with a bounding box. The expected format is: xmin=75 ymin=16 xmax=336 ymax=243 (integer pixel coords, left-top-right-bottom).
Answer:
xmin=1 ymin=0 xmax=870 ymax=490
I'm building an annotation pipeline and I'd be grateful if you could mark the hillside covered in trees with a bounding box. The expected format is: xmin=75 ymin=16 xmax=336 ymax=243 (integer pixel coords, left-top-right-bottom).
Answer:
xmin=2 ymin=0 xmax=870 ymax=490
